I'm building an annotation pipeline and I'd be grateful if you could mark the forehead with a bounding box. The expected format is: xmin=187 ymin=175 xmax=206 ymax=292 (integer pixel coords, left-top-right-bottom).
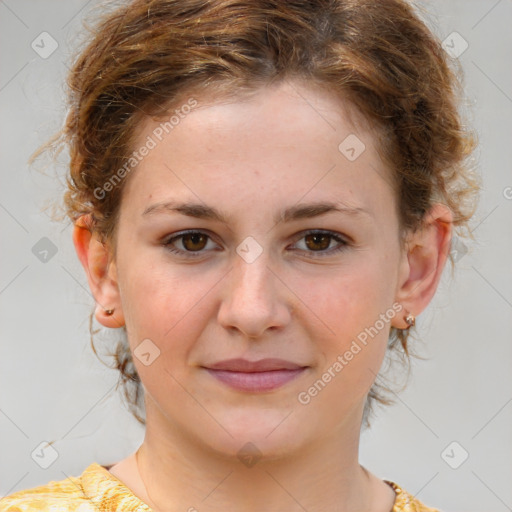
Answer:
xmin=121 ymin=80 xmax=396 ymax=221
xmin=132 ymin=79 xmax=377 ymax=155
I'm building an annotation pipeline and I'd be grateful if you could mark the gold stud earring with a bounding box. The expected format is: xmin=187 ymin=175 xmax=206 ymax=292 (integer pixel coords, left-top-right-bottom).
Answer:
xmin=105 ymin=308 xmax=115 ymax=316
xmin=404 ymin=313 xmax=415 ymax=328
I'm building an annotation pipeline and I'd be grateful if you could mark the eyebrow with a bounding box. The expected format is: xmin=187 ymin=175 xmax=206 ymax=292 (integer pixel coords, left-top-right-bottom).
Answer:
xmin=142 ymin=200 xmax=372 ymax=224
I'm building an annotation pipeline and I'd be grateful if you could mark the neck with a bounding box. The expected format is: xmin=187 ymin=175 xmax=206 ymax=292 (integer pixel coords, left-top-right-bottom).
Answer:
xmin=131 ymin=399 xmax=395 ymax=512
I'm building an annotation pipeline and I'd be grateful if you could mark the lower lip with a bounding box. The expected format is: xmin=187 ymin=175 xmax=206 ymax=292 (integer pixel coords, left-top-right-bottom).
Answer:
xmin=204 ymin=368 xmax=307 ymax=392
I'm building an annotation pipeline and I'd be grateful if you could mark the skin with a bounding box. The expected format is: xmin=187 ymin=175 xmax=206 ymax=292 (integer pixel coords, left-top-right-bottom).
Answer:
xmin=73 ymin=79 xmax=452 ymax=512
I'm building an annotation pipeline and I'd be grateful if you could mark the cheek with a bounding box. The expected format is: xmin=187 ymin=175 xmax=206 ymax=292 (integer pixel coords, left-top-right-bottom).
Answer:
xmin=117 ymin=249 xmax=218 ymax=365
xmin=121 ymin=270 xmax=206 ymax=338
xmin=298 ymin=254 xmax=396 ymax=331
xmin=297 ymin=254 xmax=397 ymax=384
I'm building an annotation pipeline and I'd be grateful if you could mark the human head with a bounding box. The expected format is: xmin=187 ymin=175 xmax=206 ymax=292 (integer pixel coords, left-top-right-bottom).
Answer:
xmin=53 ymin=0 xmax=478 ymax=428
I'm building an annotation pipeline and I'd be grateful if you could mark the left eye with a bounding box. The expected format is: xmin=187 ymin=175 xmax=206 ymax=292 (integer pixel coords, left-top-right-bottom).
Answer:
xmin=291 ymin=230 xmax=348 ymax=256
xmin=163 ymin=229 xmax=348 ymax=258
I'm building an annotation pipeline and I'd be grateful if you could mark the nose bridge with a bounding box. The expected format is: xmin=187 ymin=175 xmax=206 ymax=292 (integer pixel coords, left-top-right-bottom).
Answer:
xmin=230 ymin=243 xmax=275 ymax=308
xmin=218 ymin=242 xmax=290 ymax=337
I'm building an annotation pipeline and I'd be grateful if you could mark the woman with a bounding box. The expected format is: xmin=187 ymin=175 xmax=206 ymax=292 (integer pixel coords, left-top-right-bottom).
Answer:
xmin=0 ymin=0 xmax=479 ymax=510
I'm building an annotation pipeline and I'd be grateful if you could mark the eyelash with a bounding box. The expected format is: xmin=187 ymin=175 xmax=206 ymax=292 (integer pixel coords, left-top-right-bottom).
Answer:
xmin=162 ymin=229 xmax=349 ymax=259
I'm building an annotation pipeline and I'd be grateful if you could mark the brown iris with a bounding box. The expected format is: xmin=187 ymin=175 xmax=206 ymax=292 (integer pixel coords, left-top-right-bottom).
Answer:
xmin=181 ymin=233 xmax=208 ymax=251
xmin=304 ymin=233 xmax=331 ymax=251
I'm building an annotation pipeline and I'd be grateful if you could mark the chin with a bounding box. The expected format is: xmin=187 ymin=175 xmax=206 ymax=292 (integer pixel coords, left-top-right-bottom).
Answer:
xmin=191 ymin=409 xmax=311 ymax=463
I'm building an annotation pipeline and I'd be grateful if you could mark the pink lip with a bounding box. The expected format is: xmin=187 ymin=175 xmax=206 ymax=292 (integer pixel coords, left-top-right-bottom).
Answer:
xmin=205 ymin=358 xmax=304 ymax=372
xmin=202 ymin=358 xmax=308 ymax=392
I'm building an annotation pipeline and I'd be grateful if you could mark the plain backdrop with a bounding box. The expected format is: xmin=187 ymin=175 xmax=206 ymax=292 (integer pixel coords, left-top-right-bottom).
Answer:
xmin=1 ymin=1 xmax=511 ymax=511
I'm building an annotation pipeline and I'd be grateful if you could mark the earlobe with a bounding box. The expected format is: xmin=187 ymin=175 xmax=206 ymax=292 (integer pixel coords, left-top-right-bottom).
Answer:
xmin=393 ymin=203 xmax=453 ymax=329
xmin=72 ymin=214 xmax=125 ymax=328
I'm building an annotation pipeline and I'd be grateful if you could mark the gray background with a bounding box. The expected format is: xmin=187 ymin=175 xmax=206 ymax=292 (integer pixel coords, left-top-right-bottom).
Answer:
xmin=1 ymin=1 xmax=511 ymax=510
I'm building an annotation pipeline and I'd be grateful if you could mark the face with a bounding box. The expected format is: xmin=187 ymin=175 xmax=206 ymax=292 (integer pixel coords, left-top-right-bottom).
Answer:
xmin=108 ymin=80 xmax=409 ymax=458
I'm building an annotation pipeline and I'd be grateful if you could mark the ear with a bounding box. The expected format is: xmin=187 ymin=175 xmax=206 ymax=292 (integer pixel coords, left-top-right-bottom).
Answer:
xmin=72 ymin=214 xmax=125 ymax=328
xmin=392 ymin=203 xmax=453 ymax=329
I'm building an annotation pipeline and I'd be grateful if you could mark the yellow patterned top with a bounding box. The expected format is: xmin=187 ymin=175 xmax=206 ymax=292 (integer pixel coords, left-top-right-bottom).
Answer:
xmin=0 ymin=462 xmax=440 ymax=511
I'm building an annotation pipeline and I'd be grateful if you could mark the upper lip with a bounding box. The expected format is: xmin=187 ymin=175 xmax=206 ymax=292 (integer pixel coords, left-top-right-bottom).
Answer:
xmin=204 ymin=358 xmax=306 ymax=372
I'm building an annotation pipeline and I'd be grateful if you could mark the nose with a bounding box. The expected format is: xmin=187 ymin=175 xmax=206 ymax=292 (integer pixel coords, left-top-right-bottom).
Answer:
xmin=217 ymin=249 xmax=292 ymax=339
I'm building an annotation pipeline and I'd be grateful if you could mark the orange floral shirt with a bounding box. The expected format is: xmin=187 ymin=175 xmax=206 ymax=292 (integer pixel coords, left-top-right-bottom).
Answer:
xmin=0 ymin=462 xmax=440 ymax=511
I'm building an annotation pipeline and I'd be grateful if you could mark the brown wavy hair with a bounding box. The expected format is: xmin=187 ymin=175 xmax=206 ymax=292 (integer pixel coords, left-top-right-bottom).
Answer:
xmin=35 ymin=0 xmax=480 ymax=428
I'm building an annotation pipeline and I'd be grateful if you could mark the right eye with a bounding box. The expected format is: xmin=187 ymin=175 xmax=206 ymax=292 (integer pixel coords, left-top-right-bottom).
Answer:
xmin=163 ymin=230 xmax=219 ymax=257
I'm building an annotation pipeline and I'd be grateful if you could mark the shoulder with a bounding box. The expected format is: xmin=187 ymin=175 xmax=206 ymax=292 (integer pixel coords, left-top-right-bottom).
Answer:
xmin=386 ymin=480 xmax=442 ymax=512
xmin=0 ymin=462 xmax=151 ymax=512
xmin=0 ymin=464 xmax=99 ymax=512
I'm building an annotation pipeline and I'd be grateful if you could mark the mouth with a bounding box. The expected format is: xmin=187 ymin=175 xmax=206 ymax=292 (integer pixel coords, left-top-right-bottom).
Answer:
xmin=201 ymin=358 xmax=309 ymax=392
